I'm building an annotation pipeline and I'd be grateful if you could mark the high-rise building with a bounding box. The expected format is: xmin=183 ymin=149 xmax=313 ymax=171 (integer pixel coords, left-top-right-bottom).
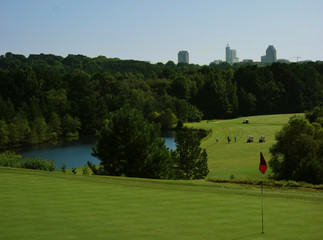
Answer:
xmin=178 ymin=51 xmax=189 ymax=64
xmin=261 ymin=45 xmax=277 ymax=63
xmin=225 ymin=44 xmax=239 ymax=64
xmin=266 ymin=45 xmax=277 ymax=63
xmin=225 ymin=44 xmax=231 ymax=63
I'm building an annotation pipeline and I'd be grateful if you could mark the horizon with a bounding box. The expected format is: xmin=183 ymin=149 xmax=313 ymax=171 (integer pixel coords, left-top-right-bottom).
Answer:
xmin=1 ymin=0 xmax=322 ymax=65
xmin=2 ymin=50 xmax=321 ymax=66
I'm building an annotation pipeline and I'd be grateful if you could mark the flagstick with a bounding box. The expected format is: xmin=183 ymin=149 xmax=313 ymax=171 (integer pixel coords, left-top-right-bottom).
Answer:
xmin=261 ymin=173 xmax=264 ymax=234
xmin=259 ymin=152 xmax=267 ymax=234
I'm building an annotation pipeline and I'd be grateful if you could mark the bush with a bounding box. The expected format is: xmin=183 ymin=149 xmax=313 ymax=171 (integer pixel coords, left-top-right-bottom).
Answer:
xmin=21 ymin=157 xmax=56 ymax=171
xmin=285 ymin=180 xmax=301 ymax=188
xmin=0 ymin=151 xmax=55 ymax=171
xmin=65 ymin=131 xmax=79 ymax=138
xmin=0 ymin=151 xmax=22 ymax=167
xmin=82 ymin=165 xmax=90 ymax=175
xmin=61 ymin=162 xmax=66 ymax=173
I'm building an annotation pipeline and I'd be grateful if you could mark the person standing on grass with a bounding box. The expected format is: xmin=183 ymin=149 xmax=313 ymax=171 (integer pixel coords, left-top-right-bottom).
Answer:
xmin=235 ymin=136 xmax=237 ymax=143
xmin=227 ymin=136 xmax=231 ymax=144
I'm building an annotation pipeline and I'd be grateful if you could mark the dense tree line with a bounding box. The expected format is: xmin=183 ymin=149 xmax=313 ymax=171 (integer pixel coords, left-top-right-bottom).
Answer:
xmin=269 ymin=107 xmax=323 ymax=184
xmin=0 ymin=52 xmax=323 ymax=148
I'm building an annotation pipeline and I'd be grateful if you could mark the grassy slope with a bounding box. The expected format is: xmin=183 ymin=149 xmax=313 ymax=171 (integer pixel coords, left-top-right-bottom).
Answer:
xmin=1 ymin=167 xmax=322 ymax=240
xmin=185 ymin=114 xmax=303 ymax=179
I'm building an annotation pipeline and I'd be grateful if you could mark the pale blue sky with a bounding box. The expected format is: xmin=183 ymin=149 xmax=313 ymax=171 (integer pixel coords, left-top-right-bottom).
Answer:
xmin=1 ymin=0 xmax=322 ymax=65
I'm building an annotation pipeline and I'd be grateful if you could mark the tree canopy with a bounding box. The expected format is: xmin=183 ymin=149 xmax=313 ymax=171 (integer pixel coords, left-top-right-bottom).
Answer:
xmin=172 ymin=127 xmax=209 ymax=179
xmin=91 ymin=105 xmax=173 ymax=179
xmin=269 ymin=107 xmax=323 ymax=184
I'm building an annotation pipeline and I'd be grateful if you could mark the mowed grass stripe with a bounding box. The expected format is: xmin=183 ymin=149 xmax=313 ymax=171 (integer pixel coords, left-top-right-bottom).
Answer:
xmin=2 ymin=167 xmax=322 ymax=201
xmin=1 ymin=168 xmax=322 ymax=240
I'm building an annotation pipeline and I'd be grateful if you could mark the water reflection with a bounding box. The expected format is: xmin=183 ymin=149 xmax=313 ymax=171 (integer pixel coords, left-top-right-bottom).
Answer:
xmin=17 ymin=133 xmax=176 ymax=169
xmin=17 ymin=135 xmax=99 ymax=169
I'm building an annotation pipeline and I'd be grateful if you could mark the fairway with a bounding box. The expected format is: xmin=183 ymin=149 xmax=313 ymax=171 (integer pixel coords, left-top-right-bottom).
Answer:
xmin=1 ymin=167 xmax=322 ymax=240
xmin=185 ymin=114 xmax=303 ymax=179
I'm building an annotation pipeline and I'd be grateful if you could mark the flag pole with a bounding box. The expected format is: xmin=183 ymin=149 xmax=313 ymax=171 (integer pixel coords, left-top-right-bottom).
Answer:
xmin=259 ymin=152 xmax=267 ymax=234
xmin=261 ymin=172 xmax=264 ymax=234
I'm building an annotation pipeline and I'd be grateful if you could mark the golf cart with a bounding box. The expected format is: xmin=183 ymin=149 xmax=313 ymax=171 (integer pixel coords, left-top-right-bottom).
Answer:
xmin=259 ymin=136 xmax=266 ymax=143
xmin=243 ymin=119 xmax=249 ymax=124
xmin=247 ymin=135 xmax=254 ymax=143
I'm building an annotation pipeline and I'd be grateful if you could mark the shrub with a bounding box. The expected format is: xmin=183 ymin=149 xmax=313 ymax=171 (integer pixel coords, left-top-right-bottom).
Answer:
xmin=82 ymin=165 xmax=90 ymax=175
xmin=0 ymin=151 xmax=22 ymax=167
xmin=21 ymin=157 xmax=56 ymax=171
xmin=0 ymin=151 xmax=55 ymax=171
xmin=61 ymin=162 xmax=66 ymax=173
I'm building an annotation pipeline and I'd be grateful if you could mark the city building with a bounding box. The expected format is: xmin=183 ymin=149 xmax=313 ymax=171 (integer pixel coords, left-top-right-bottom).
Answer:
xmin=225 ymin=44 xmax=239 ymax=64
xmin=277 ymin=59 xmax=290 ymax=63
xmin=211 ymin=60 xmax=223 ymax=64
xmin=242 ymin=59 xmax=253 ymax=63
xmin=178 ymin=51 xmax=189 ymax=64
xmin=261 ymin=45 xmax=277 ymax=63
xmin=225 ymin=44 xmax=231 ymax=62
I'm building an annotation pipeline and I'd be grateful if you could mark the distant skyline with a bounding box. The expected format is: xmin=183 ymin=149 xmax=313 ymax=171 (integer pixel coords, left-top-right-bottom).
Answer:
xmin=1 ymin=0 xmax=322 ymax=65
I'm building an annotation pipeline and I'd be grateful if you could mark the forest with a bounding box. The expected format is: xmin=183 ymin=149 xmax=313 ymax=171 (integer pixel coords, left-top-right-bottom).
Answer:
xmin=0 ymin=52 xmax=323 ymax=148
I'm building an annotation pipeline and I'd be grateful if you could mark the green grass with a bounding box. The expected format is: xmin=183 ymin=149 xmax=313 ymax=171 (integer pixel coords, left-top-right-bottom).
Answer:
xmin=185 ymin=113 xmax=303 ymax=179
xmin=1 ymin=167 xmax=322 ymax=240
xmin=1 ymin=113 xmax=322 ymax=240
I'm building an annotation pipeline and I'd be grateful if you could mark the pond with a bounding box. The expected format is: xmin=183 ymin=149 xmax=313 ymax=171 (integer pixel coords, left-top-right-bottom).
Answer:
xmin=17 ymin=133 xmax=176 ymax=169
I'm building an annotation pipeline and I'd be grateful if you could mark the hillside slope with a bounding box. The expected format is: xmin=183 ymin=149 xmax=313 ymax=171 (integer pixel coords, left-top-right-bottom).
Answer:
xmin=185 ymin=114 xmax=303 ymax=179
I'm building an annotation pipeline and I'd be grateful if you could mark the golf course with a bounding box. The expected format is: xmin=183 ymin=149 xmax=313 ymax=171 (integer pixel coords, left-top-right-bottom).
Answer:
xmin=186 ymin=113 xmax=304 ymax=180
xmin=1 ymin=114 xmax=322 ymax=240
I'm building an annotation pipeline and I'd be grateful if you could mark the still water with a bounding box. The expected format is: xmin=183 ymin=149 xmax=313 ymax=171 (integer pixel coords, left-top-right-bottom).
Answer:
xmin=17 ymin=133 xmax=176 ymax=169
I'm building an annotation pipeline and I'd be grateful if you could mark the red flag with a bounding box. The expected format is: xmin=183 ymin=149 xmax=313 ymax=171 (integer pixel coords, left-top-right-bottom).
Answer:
xmin=259 ymin=152 xmax=267 ymax=174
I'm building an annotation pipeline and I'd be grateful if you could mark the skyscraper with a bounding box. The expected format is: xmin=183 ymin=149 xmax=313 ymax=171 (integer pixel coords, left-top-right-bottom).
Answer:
xmin=266 ymin=45 xmax=277 ymax=63
xmin=261 ymin=45 xmax=277 ymax=63
xmin=225 ymin=44 xmax=231 ymax=63
xmin=178 ymin=51 xmax=189 ymax=64
xmin=225 ymin=44 xmax=239 ymax=64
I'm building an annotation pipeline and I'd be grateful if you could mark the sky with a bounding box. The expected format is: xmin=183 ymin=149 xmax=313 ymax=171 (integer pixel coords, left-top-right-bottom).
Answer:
xmin=1 ymin=0 xmax=322 ymax=65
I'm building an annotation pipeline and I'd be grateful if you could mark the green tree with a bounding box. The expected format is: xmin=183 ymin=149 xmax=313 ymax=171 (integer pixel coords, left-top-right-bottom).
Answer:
xmin=8 ymin=112 xmax=31 ymax=145
xmin=172 ymin=127 xmax=209 ymax=179
xmin=45 ymin=89 xmax=70 ymax=116
xmin=269 ymin=115 xmax=323 ymax=184
xmin=0 ymin=96 xmax=15 ymax=122
xmin=159 ymin=109 xmax=178 ymax=129
xmin=92 ymin=105 xmax=173 ymax=179
xmin=0 ymin=120 xmax=9 ymax=147
xmin=173 ymin=98 xmax=203 ymax=122
xmin=62 ymin=114 xmax=81 ymax=136
xmin=237 ymin=88 xmax=256 ymax=115
xmin=171 ymin=75 xmax=190 ymax=100
xmin=30 ymin=116 xmax=49 ymax=144
xmin=48 ymin=112 xmax=62 ymax=137
xmin=306 ymin=106 xmax=323 ymax=126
